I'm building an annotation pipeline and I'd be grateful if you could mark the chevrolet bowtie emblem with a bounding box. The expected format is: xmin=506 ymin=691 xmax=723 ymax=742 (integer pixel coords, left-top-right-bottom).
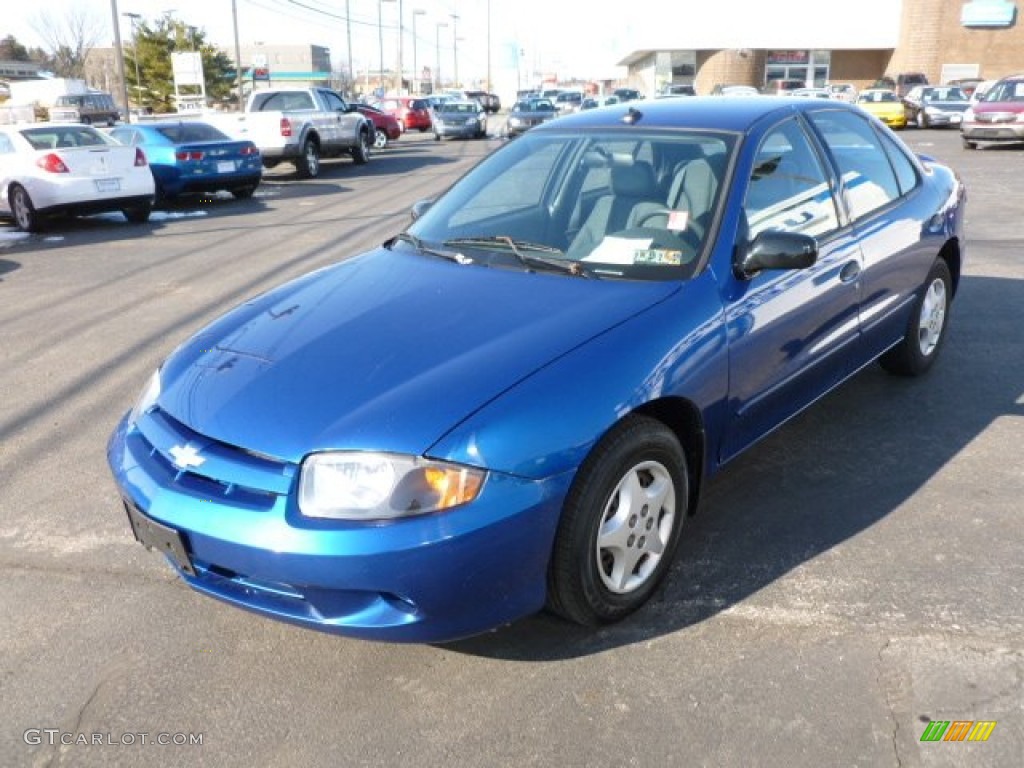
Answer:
xmin=169 ymin=443 xmax=206 ymax=470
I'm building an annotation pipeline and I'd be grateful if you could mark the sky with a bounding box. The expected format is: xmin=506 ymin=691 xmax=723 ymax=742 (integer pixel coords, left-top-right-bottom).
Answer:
xmin=4 ymin=0 xmax=635 ymax=86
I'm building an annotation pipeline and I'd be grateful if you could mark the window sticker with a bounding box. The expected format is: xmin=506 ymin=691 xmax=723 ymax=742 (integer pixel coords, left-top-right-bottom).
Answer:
xmin=585 ymin=235 xmax=653 ymax=263
xmin=634 ymin=248 xmax=683 ymax=266
xmin=667 ymin=210 xmax=690 ymax=231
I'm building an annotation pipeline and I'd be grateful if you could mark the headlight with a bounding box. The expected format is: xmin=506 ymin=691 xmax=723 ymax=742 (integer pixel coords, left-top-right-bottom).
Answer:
xmin=963 ymin=107 xmax=975 ymax=122
xmin=129 ymin=369 xmax=161 ymax=425
xmin=925 ymin=106 xmax=941 ymax=115
xmin=299 ymin=452 xmax=486 ymax=520
xmin=467 ymin=117 xmax=478 ymax=125
xmin=509 ymin=117 xmax=522 ymax=126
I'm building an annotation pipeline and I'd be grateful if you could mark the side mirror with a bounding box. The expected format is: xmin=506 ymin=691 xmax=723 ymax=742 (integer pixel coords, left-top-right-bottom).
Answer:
xmin=410 ymin=199 xmax=434 ymax=221
xmin=736 ymin=231 xmax=817 ymax=279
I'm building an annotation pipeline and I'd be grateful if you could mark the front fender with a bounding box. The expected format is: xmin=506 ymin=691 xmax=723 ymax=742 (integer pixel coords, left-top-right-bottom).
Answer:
xmin=427 ymin=275 xmax=729 ymax=479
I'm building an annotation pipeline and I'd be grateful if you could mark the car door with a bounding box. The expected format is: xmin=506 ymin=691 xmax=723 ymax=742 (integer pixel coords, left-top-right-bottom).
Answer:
xmin=806 ymin=108 xmax=935 ymax=360
xmin=720 ymin=115 xmax=864 ymax=461
xmin=321 ymin=90 xmax=362 ymax=152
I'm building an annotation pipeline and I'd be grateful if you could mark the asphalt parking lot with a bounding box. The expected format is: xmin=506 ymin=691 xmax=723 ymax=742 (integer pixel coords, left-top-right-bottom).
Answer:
xmin=1 ymin=125 xmax=1022 ymax=768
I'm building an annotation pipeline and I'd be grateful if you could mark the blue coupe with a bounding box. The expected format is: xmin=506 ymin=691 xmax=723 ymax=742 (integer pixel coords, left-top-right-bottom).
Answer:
xmin=110 ymin=120 xmax=262 ymax=202
xmin=108 ymin=98 xmax=966 ymax=642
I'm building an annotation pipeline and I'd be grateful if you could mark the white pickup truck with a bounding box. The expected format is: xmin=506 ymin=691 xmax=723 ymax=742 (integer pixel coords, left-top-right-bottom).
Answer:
xmin=207 ymin=87 xmax=374 ymax=178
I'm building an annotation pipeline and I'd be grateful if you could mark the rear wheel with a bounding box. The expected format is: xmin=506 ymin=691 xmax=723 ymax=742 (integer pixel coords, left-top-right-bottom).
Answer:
xmin=295 ymin=138 xmax=320 ymax=178
xmin=10 ymin=184 xmax=41 ymax=232
xmin=880 ymin=259 xmax=952 ymax=377
xmin=122 ymin=203 xmax=152 ymax=224
xmin=373 ymin=129 xmax=388 ymax=149
xmin=230 ymin=185 xmax=257 ymax=199
xmin=962 ymin=137 xmax=977 ymax=150
xmin=547 ymin=415 xmax=689 ymax=626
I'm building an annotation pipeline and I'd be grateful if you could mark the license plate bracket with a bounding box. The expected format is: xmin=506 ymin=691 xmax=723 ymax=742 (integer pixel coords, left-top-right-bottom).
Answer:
xmin=95 ymin=178 xmax=120 ymax=192
xmin=123 ymin=499 xmax=196 ymax=576
xmin=216 ymin=161 xmax=235 ymax=173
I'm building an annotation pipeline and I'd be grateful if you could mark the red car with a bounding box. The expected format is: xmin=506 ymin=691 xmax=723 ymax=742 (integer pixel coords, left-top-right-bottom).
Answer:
xmin=353 ymin=103 xmax=402 ymax=149
xmin=961 ymin=74 xmax=1024 ymax=150
xmin=372 ymin=96 xmax=432 ymax=133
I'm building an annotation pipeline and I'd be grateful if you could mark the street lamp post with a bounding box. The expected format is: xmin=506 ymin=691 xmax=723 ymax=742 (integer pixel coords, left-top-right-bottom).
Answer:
xmin=379 ymin=0 xmax=396 ymax=94
xmin=486 ymin=0 xmax=491 ymax=94
xmin=435 ymin=21 xmax=447 ymax=93
xmin=450 ymin=13 xmax=459 ymax=89
xmin=396 ymin=0 xmax=404 ymax=94
xmin=122 ymin=12 xmax=142 ymax=112
xmin=411 ymin=9 xmax=425 ymax=96
xmin=345 ymin=0 xmax=353 ymax=98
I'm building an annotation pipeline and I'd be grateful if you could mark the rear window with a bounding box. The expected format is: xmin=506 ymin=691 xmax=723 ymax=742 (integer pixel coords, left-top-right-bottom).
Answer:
xmin=410 ymin=99 xmax=428 ymax=110
xmin=55 ymin=95 xmax=84 ymax=107
xmin=154 ymin=122 xmax=230 ymax=143
xmin=20 ymin=126 xmax=111 ymax=149
xmin=250 ymin=91 xmax=316 ymax=111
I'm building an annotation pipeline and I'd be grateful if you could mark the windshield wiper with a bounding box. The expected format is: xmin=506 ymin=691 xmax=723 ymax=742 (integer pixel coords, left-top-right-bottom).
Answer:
xmin=391 ymin=232 xmax=473 ymax=264
xmin=443 ymin=236 xmax=592 ymax=277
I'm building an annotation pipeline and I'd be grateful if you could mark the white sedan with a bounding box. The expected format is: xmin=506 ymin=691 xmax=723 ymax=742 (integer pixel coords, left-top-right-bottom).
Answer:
xmin=0 ymin=123 xmax=155 ymax=232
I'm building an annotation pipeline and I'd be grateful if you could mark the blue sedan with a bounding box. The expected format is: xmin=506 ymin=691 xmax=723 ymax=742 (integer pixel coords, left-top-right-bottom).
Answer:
xmin=110 ymin=120 xmax=262 ymax=202
xmin=108 ymin=97 xmax=966 ymax=642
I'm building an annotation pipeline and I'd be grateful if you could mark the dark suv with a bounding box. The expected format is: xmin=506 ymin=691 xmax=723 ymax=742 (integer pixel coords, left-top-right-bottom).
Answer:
xmin=895 ymin=72 xmax=929 ymax=98
xmin=465 ymin=90 xmax=501 ymax=114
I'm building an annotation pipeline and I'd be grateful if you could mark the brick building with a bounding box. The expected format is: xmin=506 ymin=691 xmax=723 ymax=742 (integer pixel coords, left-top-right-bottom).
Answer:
xmin=617 ymin=0 xmax=1023 ymax=95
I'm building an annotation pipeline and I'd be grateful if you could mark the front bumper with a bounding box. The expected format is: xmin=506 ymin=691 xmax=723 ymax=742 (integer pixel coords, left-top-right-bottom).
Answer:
xmin=107 ymin=412 xmax=571 ymax=643
xmin=962 ymin=121 xmax=1024 ymax=142
xmin=436 ymin=122 xmax=485 ymax=139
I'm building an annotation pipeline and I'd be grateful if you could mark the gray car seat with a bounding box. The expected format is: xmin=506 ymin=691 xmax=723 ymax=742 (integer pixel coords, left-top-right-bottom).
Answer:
xmin=567 ymin=161 xmax=663 ymax=259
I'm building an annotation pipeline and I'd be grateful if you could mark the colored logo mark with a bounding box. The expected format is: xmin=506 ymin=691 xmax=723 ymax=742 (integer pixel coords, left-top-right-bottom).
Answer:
xmin=920 ymin=720 xmax=997 ymax=742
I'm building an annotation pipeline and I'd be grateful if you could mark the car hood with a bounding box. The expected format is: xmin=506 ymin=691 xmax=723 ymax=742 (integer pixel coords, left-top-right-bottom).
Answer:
xmin=973 ymin=101 xmax=1024 ymax=115
xmin=158 ymin=245 xmax=679 ymax=463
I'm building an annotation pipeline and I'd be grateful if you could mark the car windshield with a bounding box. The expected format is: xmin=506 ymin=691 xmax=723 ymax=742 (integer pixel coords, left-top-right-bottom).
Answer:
xmin=438 ymin=103 xmax=477 ymax=114
xmin=514 ymin=99 xmax=555 ymax=112
xmin=982 ymin=80 xmax=1024 ymax=102
xmin=924 ymin=88 xmax=968 ymax=102
xmin=405 ymin=128 xmax=737 ymax=281
xmin=859 ymin=91 xmax=899 ymax=103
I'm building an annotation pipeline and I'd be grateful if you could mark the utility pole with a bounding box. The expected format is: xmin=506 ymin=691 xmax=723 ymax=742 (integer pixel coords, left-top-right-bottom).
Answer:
xmin=109 ymin=0 xmax=130 ymax=118
xmin=232 ymin=0 xmax=243 ymax=109
xmin=411 ymin=9 xmax=425 ymax=96
xmin=123 ymin=12 xmax=142 ymax=112
xmin=450 ymin=14 xmax=459 ymax=88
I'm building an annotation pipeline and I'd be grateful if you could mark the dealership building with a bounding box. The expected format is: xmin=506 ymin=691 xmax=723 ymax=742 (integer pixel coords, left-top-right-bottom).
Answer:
xmin=618 ymin=0 xmax=1024 ymax=94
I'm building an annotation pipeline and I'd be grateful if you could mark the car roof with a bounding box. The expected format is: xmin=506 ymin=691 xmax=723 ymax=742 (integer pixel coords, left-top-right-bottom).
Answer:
xmin=535 ymin=95 xmax=858 ymax=133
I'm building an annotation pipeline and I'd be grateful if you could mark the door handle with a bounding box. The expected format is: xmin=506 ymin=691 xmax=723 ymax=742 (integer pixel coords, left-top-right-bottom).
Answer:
xmin=839 ymin=260 xmax=861 ymax=283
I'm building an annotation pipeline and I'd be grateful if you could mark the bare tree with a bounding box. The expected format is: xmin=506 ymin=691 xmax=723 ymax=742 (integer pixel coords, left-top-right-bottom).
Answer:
xmin=30 ymin=3 xmax=104 ymax=78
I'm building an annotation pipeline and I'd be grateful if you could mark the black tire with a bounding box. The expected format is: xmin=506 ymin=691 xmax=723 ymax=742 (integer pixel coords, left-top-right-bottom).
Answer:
xmin=547 ymin=415 xmax=689 ymax=626
xmin=10 ymin=184 xmax=41 ymax=232
xmin=880 ymin=259 xmax=953 ymax=377
xmin=351 ymin=130 xmax=371 ymax=165
xmin=122 ymin=203 xmax=152 ymax=224
xmin=295 ymin=137 xmax=320 ymax=178
xmin=434 ymin=133 xmax=441 ymax=141
xmin=80 ymin=116 xmax=91 ymax=125
xmin=418 ymin=126 xmax=428 ymax=133
xmin=920 ymin=112 xmax=930 ymax=129
xmin=962 ymin=137 xmax=977 ymax=150
xmin=262 ymin=159 xmax=280 ymax=169
xmin=230 ymin=185 xmax=257 ymax=200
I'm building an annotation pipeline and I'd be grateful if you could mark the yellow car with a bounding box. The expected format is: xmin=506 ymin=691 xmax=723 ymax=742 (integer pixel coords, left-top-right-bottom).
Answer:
xmin=855 ymin=89 xmax=908 ymax=129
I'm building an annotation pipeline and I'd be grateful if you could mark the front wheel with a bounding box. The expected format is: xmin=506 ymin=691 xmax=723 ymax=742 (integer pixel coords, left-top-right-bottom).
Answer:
xmin=230 ymin=185 xmax=257 ymax=199
xmin=10 ymin=184 xmax=41 ymax=232
xmin=880 ymin=259 xmax=953 ymax=377
xmin=373 ymin=129 xmax=388 ymax=149
xmin=351 ymin=130 xmax=371 ymax=165
xmin=962 ymin=137 xmax=977 ymax=150
xmin=547 ymin=415 xmax=689 ymax=626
